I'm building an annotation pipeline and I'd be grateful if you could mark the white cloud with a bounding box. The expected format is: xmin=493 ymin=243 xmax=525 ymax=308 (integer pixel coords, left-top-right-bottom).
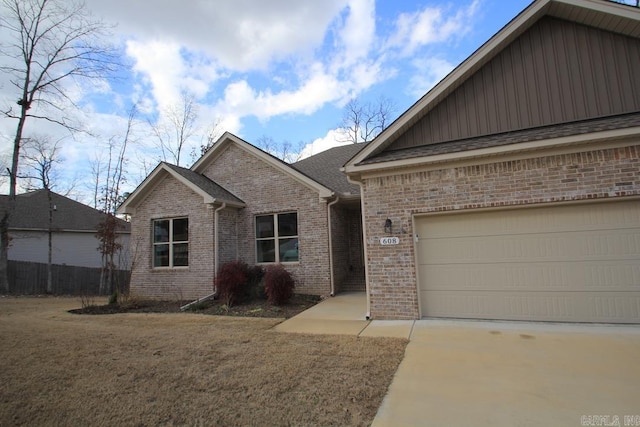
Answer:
xmin=409 ymin=57 xmax=456 ymax=97
xmin=386 ymin=0 xmax=480 ymax=56
xmin=215 ymin=64 xmax=344 ymax=122
xmin=86 ymin=0 xmax=348 ymax=72
xmin=126 ymin=40 xmax=212 ymax=111
xmin=298 ymin=128 xmax=351 ymax=160
xmin=334 ymin=0 xmax=376 ymax=68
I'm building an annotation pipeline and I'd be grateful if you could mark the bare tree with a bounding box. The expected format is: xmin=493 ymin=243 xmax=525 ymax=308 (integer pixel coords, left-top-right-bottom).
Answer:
xmin=20 ymin=136 xmax=64 ymax=293
xmin=190 ymin=117 xmax=223 ymax=162
xmin=255 ymin=135 xmax=304 ymax=163
xmin=0 ymin=0 xmax=118 ymax=292
xmin=151 ymin=91 xmax=199 ymax=167
xmin=91 ymin=105 xmax=137 ymax=295
xmin=338 ymin=96 xmax=397 ymax=144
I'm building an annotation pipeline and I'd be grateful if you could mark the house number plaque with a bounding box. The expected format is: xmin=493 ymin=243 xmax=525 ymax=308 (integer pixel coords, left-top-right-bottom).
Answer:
xmin=380 ymin=237 xmax=400 ymax=245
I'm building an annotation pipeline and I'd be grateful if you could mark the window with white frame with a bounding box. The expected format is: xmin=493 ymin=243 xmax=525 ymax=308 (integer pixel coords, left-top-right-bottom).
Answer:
xmin=153 ymin=217 xmax=189 ymax=267
xmin=255 ymin=212 xmax=298 ymax=263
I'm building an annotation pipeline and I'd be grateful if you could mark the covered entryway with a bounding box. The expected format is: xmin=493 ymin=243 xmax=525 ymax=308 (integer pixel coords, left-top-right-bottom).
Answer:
xmin=415 ymin=200 xmax=640 ymax=323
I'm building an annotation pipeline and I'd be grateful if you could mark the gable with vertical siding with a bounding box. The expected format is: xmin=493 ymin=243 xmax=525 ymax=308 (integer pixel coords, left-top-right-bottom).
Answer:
xmin=388 ymin=16 xmax=640 ymax=152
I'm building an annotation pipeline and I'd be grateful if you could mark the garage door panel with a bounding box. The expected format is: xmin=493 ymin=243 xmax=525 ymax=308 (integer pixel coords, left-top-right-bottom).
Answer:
xmin=420 ymin=290 xmax=640 ymax=322
xmin=418 ymin=229 xmax=640 ymax=264
xmin=417 ymin=202 xmax=640 ymax=239
xmin=416 ymin=201 xmax=640 ymax=323
xmin=418 ymin=261 xmax=640 ymax=292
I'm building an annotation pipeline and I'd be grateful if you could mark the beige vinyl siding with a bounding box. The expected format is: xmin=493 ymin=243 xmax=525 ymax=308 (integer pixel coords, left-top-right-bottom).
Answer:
xmin=416 ymin=200 xmax=640 ymax=323
xmin=390 ymin=17 xmax=640 ymax=151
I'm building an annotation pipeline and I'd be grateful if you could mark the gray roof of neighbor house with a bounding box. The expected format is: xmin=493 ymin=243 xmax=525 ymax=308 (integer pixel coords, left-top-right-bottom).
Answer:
xmin=0 ymin=190 xmax=131 ymax=232
xmin=163 ymin=163 xmax=245 ymax=205
xmin=361 ymin=112 xmax=640 ymax=164
xmin=292 ymin=143 xmax=365 ymax=196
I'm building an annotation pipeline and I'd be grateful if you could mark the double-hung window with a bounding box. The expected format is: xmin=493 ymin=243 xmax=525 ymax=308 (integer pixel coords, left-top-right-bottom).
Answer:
xmin=153 ymin=217 xmax=189 ymax=267
xmin=255 ymin=212 xmax=298 ymax=263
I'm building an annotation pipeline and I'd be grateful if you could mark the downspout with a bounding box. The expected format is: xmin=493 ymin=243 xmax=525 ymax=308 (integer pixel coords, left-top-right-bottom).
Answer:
xmin=327 ymin=195 xmax=340 ymax=297
xmin=347 ymin=176 xmax=371 ymax=320
xmin=213 ymin=202 xmax=227 ymax=284
xmin=180 ymin=202 xmax=226 ymax=311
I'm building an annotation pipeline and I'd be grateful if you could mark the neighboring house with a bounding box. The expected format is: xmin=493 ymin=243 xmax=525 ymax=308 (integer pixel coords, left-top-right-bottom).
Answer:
xmin=344 ymin=0 xmax=640 ymax=323
xmin=1 ymin=190 xmax=131 ymax=269
xmin=118 ymin=134 xmax=365 ymax=300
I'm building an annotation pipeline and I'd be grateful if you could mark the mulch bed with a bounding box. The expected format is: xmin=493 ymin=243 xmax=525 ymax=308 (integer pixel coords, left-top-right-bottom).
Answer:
xmin=69 ymin=294 xmax=322 ymax=318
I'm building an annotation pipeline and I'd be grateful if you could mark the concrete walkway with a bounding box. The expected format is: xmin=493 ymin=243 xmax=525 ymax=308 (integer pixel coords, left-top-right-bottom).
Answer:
xmin=274 ymin=294 xmax=640 ymax=426
xmin=273 ymin=292 xmax=415 ymax=338
xmin=272 ymin=292 xmax=370 ymax=335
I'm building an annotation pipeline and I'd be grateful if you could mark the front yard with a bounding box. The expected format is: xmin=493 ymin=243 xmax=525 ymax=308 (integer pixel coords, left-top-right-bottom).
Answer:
xmin=0 ymin=297 xmax=407 ymax=426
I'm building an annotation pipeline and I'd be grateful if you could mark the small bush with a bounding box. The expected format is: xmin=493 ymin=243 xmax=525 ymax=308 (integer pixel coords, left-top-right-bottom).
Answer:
xmin=215 ymin=260 xmax=249 ymax=306
xmin=108 ymin=291 xmax=118 ymax=305
xmin=264 ymin=264 xmax=295 ymax=306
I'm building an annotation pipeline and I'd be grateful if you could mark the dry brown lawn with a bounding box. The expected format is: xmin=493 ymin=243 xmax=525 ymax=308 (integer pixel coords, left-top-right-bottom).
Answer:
xmin=0 ymin=297 xmax=407 ymax=426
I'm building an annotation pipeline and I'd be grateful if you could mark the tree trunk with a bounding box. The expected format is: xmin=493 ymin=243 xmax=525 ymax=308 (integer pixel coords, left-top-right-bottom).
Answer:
xmin=0 ymin=211 xmax=10 ymax=293
xmin=46 ymin=190 xmax=53 ymax=294
xmin=0 ymin=92 xmax=30 ymax=292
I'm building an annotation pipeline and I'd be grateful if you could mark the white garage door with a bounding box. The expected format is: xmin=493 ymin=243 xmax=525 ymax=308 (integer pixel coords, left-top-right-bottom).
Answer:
xmin=416 ymin=200 xmax=640 ymax=323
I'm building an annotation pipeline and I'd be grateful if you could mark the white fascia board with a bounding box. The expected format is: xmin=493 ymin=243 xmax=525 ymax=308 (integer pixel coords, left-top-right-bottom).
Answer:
xmin=345 ymin=126 xmax=640 ymax=177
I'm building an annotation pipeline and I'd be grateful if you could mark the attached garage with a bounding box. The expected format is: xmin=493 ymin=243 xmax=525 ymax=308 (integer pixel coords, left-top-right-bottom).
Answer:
xmin=415 ymin=201 xmax=640 ymax=323
xmin=344 ymin=0 xmax=640 ymax=321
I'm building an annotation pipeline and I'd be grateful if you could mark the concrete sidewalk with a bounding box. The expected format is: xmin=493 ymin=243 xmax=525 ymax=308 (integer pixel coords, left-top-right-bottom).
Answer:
xmin=274 ymin=294 xmax=640 ymax=426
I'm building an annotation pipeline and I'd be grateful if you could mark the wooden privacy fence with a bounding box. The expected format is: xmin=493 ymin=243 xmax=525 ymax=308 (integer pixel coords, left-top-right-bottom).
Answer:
xmin=7 ymin=260 xmax=130 ymax=295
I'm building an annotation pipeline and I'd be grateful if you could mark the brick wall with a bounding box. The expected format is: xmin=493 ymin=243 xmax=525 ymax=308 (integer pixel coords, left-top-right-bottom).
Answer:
xmin=129 ymin=175 xmax=215 ymax=300
xmin=202 ymin=144 xmax=332 ymax=295
xmin=331 ymin=205 xmax=366 ymax=293
xmin=217 ymin=208 xmax=238 ymax=266
xmin=330 ymin=204 xmax=349 ymax=293
xmin=362 ymin=144 xmax=640 ymax=319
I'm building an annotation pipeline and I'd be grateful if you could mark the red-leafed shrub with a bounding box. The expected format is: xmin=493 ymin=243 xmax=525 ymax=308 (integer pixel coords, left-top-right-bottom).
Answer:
xmin=214 ymin=260 xmax=249 ymax=306
xmin=264 ymin=264 xmax=295 ymax=306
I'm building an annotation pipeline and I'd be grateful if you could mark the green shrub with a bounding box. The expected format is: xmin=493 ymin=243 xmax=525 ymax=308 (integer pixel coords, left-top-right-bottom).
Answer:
xmin=108 ymin=291 xmax=118 ymax=305
xmin=264 ymin=264 xmax=295 ymax=306
xmin=214 ymin=260 xmax=249 ymax=307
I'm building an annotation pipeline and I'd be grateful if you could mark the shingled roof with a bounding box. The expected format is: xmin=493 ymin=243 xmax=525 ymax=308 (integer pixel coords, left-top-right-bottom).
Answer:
xmin=292 ymin=143 xmax=365 ymax=196
xmin=360 ymin=112 xmax=640 ymax=165
xmin=0 ymin=190 xmax=130 ymax=232
xmin=163 ymin=163 xmax=244 ymax=205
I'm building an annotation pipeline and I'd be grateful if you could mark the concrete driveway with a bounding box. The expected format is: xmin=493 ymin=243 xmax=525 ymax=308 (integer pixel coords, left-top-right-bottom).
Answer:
xmin=373 ymin=320 xmax=640 ymax=427
xmin=275 ymin=294 xmax=640 ymax=425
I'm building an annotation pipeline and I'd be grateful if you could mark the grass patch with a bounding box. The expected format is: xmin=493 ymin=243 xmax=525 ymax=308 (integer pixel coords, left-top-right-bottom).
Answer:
xmin=0 ymin=297 xmax=407 ymax=426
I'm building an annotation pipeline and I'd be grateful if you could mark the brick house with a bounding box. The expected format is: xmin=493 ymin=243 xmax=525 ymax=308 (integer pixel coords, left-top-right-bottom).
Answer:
xmin=344 ymin=0 xmax=640 ymax=323
xmin=118 ymin=133 xmax=365 ymax=300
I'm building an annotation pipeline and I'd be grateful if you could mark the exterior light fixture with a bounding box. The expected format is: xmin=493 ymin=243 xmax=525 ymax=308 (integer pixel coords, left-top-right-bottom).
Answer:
xmin=384 ymin=218 xmax=393 ymax=234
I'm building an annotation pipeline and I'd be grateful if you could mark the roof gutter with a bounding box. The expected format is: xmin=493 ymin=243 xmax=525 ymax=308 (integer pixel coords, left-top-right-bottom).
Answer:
xmin=346 ymin=175 xmax=371 ymax=320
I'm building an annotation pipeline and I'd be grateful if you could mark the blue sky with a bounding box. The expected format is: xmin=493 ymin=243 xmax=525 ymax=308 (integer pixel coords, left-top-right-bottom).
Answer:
xmin=0 ymin=0 xmax=535 ymax=201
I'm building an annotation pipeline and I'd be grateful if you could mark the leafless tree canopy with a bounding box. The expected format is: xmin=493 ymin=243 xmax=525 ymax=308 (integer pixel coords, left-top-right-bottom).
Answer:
xmin=0 ymin=0 xmax=117 ymax=292
xmin=338 ymin=96 xmax=397 ymax=144
xmin=255 ymin=136 xmax=304 ymax=163
xmin=20 ymin=136 xmax=65 ymax=192
xmin=151 ymin=91 xmax=199 ymax=167
xmin=190 ymin=117 xmax=223 ymax=162
xmin=1 ymin=0 xmax=119 ymax=195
